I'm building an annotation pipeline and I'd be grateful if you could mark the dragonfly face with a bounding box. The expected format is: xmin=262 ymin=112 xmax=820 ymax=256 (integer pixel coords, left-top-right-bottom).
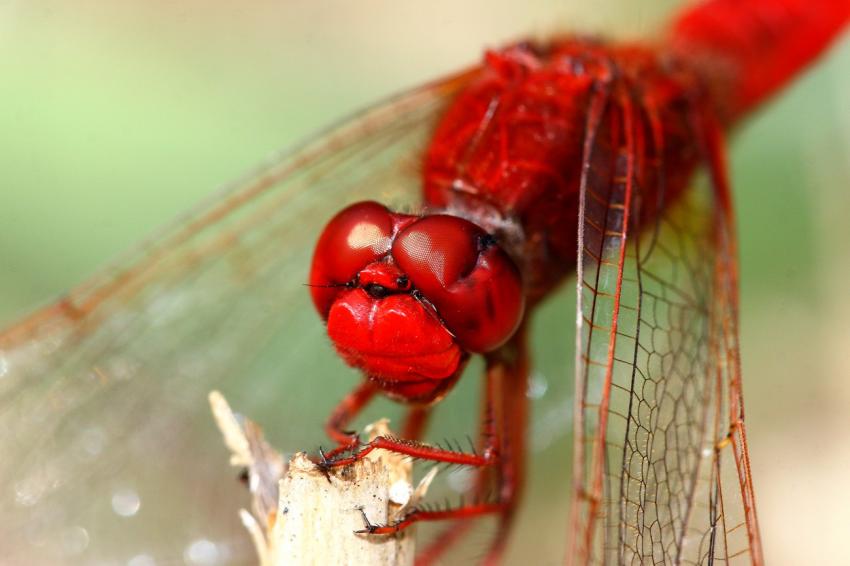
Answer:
xmin=310 ymin=200 xmax=524 ymax=402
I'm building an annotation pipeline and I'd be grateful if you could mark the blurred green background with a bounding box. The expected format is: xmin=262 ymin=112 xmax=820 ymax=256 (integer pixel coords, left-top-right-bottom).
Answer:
xmin=1 ymin=1 xmax=848 ymax=564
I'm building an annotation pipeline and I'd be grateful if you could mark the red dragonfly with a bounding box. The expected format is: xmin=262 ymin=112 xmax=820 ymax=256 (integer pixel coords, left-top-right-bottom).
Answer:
xmin=0 ymin=0 xmax=847 ymax=564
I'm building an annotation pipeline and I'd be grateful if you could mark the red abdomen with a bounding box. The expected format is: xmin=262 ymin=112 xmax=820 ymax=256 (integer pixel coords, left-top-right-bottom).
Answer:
xmin=671 ymin=0 xmax=850 ymax=121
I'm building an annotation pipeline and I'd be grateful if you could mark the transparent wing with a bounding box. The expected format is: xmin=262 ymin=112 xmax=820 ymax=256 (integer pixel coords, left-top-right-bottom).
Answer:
xmin=0 ymin=70 xmax=475 ymax=565
xmin=569 ymin=89 xmax=762 ymax=564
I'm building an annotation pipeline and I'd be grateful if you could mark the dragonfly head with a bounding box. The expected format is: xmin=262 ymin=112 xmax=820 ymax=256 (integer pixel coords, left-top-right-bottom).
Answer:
xmin=310 ymin=201 xmax=525 ymax=402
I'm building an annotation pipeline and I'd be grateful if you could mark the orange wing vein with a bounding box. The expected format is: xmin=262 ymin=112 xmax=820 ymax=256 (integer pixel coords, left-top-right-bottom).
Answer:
xmin=569 ymin=80 xmax=763 ymax=565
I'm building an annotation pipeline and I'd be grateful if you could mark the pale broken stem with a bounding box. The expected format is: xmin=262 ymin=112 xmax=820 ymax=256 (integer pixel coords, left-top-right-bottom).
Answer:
xmin=209 ymin=391 xmax=435 ymax=566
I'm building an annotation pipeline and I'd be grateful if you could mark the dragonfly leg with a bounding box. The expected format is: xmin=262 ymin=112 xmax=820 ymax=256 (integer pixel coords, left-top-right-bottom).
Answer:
xmin=480 ymin=327 xmax=530 ymax=565
xmin=322 ymin=380 xmax=379 ymax=460
xmin=355 ymin=501 xmax=507 ymax=535
xmin=323 ymin=382 xmax=433 ymax=463
xmin=322 ymin=367 xmax=501 ymax=470
xmin=431 ymin=331 xmax=529 ymax=565
xmin=320 ymin=425 xmax=496 ymax=469
xmin=365 ymin=328 xmax=530 ymax=566
xmin=402 ymin=404 xmax=432 ymax=441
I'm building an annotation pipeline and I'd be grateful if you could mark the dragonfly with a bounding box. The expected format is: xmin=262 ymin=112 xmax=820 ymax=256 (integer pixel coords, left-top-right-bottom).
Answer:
xmin=0 ymin=0 xmax=847 ymax=564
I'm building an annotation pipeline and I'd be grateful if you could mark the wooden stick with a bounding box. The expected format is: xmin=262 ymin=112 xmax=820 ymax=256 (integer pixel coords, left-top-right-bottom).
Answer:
xmin=209 ymin=391 xmax=427 ymax=566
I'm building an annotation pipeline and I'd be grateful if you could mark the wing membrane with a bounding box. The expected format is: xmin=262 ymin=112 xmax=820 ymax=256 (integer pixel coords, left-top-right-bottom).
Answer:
xmin=570 ymin=89 xmax=762 ymax=565
xmin=0 ymin=70 xmax=474 ymax=565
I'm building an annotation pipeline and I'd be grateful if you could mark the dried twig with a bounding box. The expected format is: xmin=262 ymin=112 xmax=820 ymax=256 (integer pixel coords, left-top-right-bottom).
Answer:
xmin=209 ymin=391 xmax=427 ymax=565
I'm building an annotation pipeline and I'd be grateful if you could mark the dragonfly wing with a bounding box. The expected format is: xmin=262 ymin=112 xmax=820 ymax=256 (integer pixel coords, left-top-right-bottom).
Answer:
xmin=0 ymin=69 xmax=475 ymax=565
xmin=569 ymin=87 xmax=762 ymax=564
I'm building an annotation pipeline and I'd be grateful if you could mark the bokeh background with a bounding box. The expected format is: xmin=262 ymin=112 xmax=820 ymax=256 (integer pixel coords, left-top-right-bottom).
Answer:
xmin=1 ymin=1 xmax=848 ymax=564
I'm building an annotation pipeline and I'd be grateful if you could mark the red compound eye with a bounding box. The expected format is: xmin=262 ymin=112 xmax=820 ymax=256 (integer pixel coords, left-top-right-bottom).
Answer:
xmin=392 ymin=215 xmax=524 ymax=353
xmin=310 ymin=201 xmax=394 ymax=317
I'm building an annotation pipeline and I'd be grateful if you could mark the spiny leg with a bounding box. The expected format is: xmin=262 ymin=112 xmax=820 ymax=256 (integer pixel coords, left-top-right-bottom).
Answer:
xmin=416 ymin=325 xmax=530 ymax=566
xmin=481 ymin=324 xmax=529 ymax=565
xmin=415 ymin=356 xmax=503 ymax=566
xmin=320 ymin=333 xmax=528 ymax=566
xmin=336 ymin=361 xmax=505 ymax=526
xmin=323 ymin=384 xmax=499 ymax=469
xmin=324 ymin=382 xmax=433 ymax=459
